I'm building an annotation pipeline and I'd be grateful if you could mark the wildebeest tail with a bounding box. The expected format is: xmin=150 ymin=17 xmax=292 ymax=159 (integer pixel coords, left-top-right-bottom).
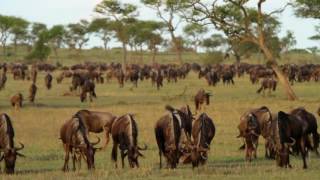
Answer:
xmin=155 ymin=127 xmax=165 ymax=153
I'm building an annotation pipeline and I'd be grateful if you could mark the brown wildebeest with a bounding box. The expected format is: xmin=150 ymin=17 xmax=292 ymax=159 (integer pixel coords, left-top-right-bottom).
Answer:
xmin=238 ymin=106 xmax=273 ymax=159
xmin=74 ymin=110 xmax=117 ymax=149
xmin=31 ymin=66 xmax=37 ymax=83
xmin=29 ymin=83 xmax=37 ymax=103
xmin=276 ymin=111 xmax=307 ymax=169
xmin=45 ymin=73 xmax=53 ymax=90
xmin=111 ymin=114 xmax=147 ymax=168
xmin=154 ymin=105 xmax=193 ymax=169
xmin=60 ymin=113 xmax=102 ymax=171
xmin=0 ymin=113 xmax=25 ymax=174
xmin=80 ymin=80 xmax=97 ymax=103
xmin=10 ymin=93 xmax=23 ymax=111
xmin=180 ymin=113 xmax=215 ymax=168
xmin=0 ymin=73 xmax=7 ymax=90
xmin=256 ymin=78 xmax=277 ymax=95
xmin=194 ymin=88 xmax=212 ymax=113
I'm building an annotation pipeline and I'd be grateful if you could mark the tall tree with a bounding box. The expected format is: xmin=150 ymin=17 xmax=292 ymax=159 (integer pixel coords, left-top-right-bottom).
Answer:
xmin=183 ymin=0 xmax=297 ymax=100
xmin=65 ymin=20 xmax=89 ymax=54
xmin=89 ymin=18 xmax=113 ymax=51
xmin=26 ymin=30 xmax=51 ymax=61
xmin=48 ymin=25 xmax=65 ymax=57
xmin=294 ymin=0 xmax=320 ymax=19
xmin=0 ymin=15 xmax=15 ymax=55
xmin=10 ymin=17 xmax=29 ymax=54
xmin=281 ymin=30 xmax=297 ymax=53
xmin=95 ymin=0 xmax=138 ymax=68
xmin=141 ymin=0 xmax=186 ymax=64
xmin=183 ymin=23 xmax=208 ymax=52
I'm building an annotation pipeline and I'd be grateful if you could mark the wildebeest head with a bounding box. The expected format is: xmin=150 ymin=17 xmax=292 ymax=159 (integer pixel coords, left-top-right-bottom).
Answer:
xmin=0 ymin=142 xmax=25 ymax=174
xmin=127 ymin=144 xmax=147 ymax=168
xmin=164 ymin=144 xmax=180 ymax=168
xmin=276 ymin=111 xmax=296 ymax=168
xmin=77 ymin=136 xmax=101 ymax=170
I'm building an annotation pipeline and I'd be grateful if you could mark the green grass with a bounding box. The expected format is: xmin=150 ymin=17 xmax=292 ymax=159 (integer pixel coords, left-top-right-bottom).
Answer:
xmin=0 ymin=69 xmax=320 ymax=179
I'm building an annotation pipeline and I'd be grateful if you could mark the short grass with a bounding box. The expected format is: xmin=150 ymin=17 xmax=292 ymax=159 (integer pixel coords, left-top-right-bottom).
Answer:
xmin=0 ymin=69 xmax=320 ymax=179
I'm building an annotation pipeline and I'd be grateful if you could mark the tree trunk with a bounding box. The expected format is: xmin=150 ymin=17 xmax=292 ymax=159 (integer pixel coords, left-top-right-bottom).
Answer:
xmin=260 ymin=44 xmax=297 ymax=101
xmin=2 ymin=42 xmax=6 ymax=56
xmin=122 ymin=42 xmax=127 ymax=73
xmin=169 ymin=31 xmax=182 ymax=64
xmin=140 ymin=46 xmax=143 ymax=63
xmin=152 ymin=48 xmax=157 ymax=65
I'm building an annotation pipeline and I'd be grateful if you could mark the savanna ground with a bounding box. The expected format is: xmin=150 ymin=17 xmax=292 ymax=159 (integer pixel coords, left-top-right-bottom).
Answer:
xmin=0 ymin=58 xmax=320 ymax=179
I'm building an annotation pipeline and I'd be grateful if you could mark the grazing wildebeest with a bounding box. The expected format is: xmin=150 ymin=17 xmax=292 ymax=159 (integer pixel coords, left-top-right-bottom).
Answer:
xmin=290 ymin=108 xmax=319 ymax=155
xmin=45 ymin=73 xmax=53 ymax=90
xmin=276 ymin=111 xmax=309 ymax=169
xmin=31 ymin=66 xmax=37 ymax=83
xmin=111 ymin=114 xmax=147 ymax=168
xmin=0 ymin=113 xmax=25 ymax=174
xmin=180 ymin=113 xmax=215 ymax=168
xmin=10 ymin=93 xmax=23 ymax=110
xmin=60 ymin=113 xmax=101 ymax=171
xmin=73 ymin=110 xmax=117 ymax=148
xmin=29 ymin=83 xmax=37 ymax=103
xmin=80 ymin=80 xmax=97 ymax=103
xmin=194 ymin=89 xmax=212 ymax=113
xmin=154 ymin=105 xmax=193 ymax=169
xmin=238 ymin=106 xmax=273 ymax=159
xmin=256 ymin=78 xmax=277 ymax=95
xmin=222 ymin=71 xmax=235 ymax=85
xmin=0 ymin=73 xmax=7 ymax=90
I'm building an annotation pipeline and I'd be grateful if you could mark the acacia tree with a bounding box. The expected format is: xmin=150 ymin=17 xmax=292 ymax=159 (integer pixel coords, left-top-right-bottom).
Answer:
xmin=141 ymin=0 xmax=187 ymax=64
xmin=10 ymin=17 xmax=29 ymax=54
xmin=0 ymin=15 xmax=15 ymax=55
xmin=183 ymin=0 xmax=297 ymax=100
xmin=280 ymin=30 xmax=297 ymax=53
xmin=65 ymin=20 xmax=90 ymax=54
xmin=183 ymin=23 xmax=208 ymax=52
xmin=89 ymin=18 xmax=113 ymax=51
xmin=95 ymin=0 xmax=138 ymax=68
xmin=48 ymin=25 xmax=65 ymax=57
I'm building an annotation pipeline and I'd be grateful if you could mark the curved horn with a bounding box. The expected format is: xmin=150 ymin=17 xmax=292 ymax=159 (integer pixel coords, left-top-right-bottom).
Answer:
xmin=15 ymin=142 xmax=24 ymax=151
xmin=90 ymin=136 xmax=101 ymax=146
xmin=200 ymin=153 xmax=208 ymax=160
xmin=138 ymin=144 xmax=148 ymax=151
xmin=286 ymin=137 xmax=296 ymax=147
xmin=0 ymin=155 xmax=4 ymax=161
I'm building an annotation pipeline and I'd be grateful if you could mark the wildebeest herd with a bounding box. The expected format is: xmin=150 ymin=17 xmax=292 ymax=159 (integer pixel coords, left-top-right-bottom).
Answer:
xmin=0 ymin=62 xmax=320 ymax=174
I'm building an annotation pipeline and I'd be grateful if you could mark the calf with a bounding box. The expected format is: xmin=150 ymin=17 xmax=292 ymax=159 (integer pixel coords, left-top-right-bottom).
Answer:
xmin=0 ymin=113 xmax=25 ymax=174
xmin=194 ymin=89 xmax=212 ymax=113
xmin=111 ymin=114 xmax=147 ymax=168
xmin=10 ymin=93 xmax=23 ymax=111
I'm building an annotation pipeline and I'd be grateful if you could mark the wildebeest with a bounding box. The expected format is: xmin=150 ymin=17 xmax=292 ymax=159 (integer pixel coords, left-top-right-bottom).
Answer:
xmin=180 ymin=113 xmax=215 ymax=168
xmin=256 ymin=78 xmax=277 ymax=95
xmin=45 ymin=73 xmax=53 ymax=90
xmin=111 ymin=114 xmax=147 ymax=168
xmin=73 ymin=110 xmax=117 ymax=148
xmin=60 ymin=113 xmax=102 ymax=171
xmin=238 ymin=106 xmax=273 ymax=159
xmin=10 ymin=93 xmax=23 ymax=110
xmin=80 ymin=80 xmax=97 ymax=103
xmin=0 ymin=113 xmax=25 ymax=174
xmin=154 ymin=105 xmax=193 ymax=169
xmin=29 ymin=83 xmax=37 ymax=103
xmin=0 ymin=73 xmax=7 ymax=90
xmin=194 ymin=89 xmax=212 ymax=113
xmin=276 ymin=111 xmax=308 ymax=168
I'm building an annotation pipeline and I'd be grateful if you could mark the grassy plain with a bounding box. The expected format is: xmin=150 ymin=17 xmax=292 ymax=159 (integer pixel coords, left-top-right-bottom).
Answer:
xmin=0 ymin=66 xmax=320 ymax=179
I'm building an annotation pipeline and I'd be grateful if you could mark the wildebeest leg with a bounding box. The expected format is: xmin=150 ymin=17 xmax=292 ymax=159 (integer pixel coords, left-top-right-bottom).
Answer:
xmin=300 ymin=138 xmax=308 ymax=169
xmin=120 ymin=150 xmax=125 ymax=168
xmin=159 ymin=151 xmax=162 ymax=169
xmin=112 ymin=143 xmax=119 ymax=168
xmin=102 ymin=128 xmax=110 ymax=150
xmin=72 ymin=150 xmax=77 ymax=171
xmin=63 ymin=145 xmax=70 ymax=171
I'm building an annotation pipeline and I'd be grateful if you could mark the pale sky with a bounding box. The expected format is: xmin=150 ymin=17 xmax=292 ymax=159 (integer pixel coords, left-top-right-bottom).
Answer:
xmin=0 ymin=0 xmax=319 ymax=49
